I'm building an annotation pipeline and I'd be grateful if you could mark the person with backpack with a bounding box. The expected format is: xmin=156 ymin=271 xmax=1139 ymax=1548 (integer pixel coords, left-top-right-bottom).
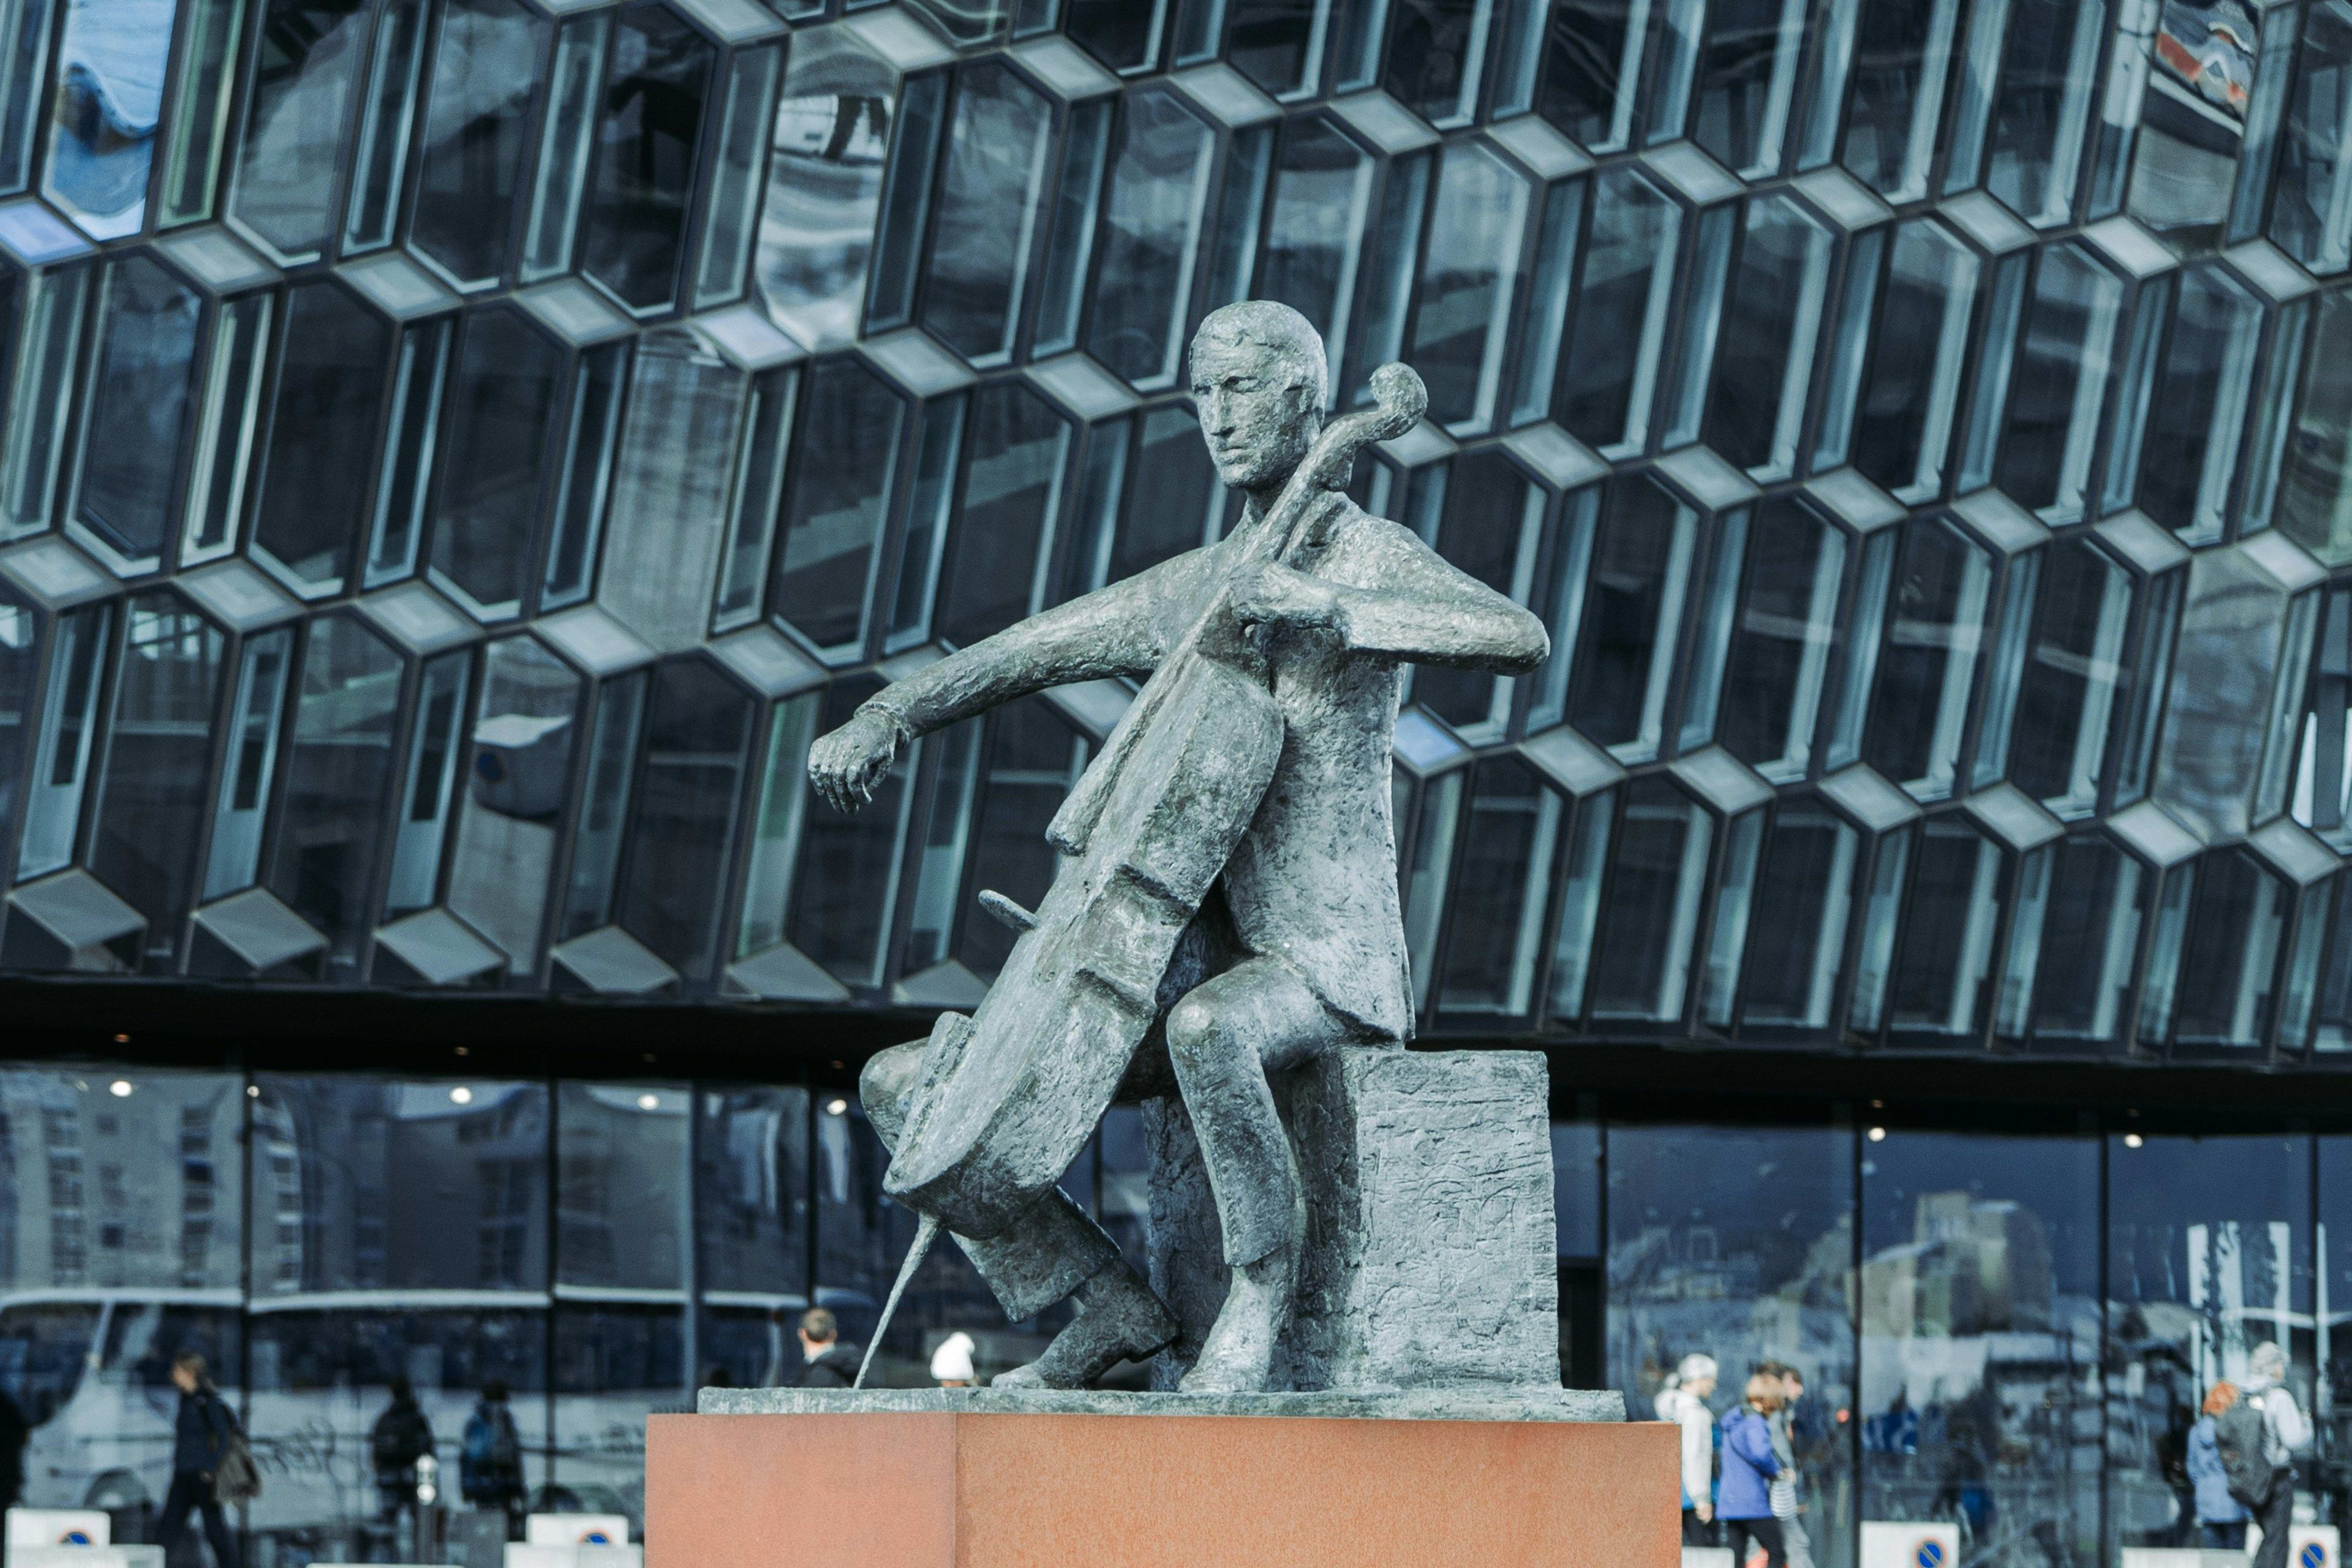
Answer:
xmin=371 ymin=1378 xmax=437 ymax=1526
xmin=159 ymin=1352 xmax=244 ymax=1568
xmin=2219 ymin=1342 xmax=2312 ymax=1568
xmin=2189 ymin=1381 xmax=2250 ymax=1548
xmin=1718 ymin=1373 xmax=1790 ymax=1568
xmin=461 ymin=1379 xmax=527 ymax=1531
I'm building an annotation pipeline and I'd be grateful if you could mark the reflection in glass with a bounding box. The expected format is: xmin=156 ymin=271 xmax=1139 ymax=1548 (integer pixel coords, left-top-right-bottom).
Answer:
xmin=921 ymin=62 xmax=1052 ymax=365
xmin=1850 ymin=220 xmax=1977 ymax=502
xmin=939 ymin=385 xmax=1068 ymax=650
xmin=1558 ymin=168 xmax=1678 ymax=456
xmin=0 ymin=0 xmax=60 ymax=200
xmin=693 ymin=45 xmax=781 ymax=312
xmin=72 ymin=257 xmax=201 ymax=568
xmin=522 ymin=15 xmax=609 ymax=284
xmin=714 ymin=368 xmax=796 ymax=633
xmin=1543 ymin=785 xmax=1611 ymax=1021
xmin=431 ymin=308 xmax=562 ymax=619
xmin=771 ymin=360 xmax=903 ymax=660
xmin=39 ymin=0 xmax=175 ymax=238
xmin=699 ymin=1086 xmax=809 ymax=1299
xmin=736 ymin=692 xmax=818 ymax=960
xmin=1837 ymin=0 xmax=1961 ymax=202
xmin=581 ymin=4 xmax=715 ymax=315
xmin=1847 ymin=824 xmax=1910 ymax=1032
xmin=1412 ymin=453 xmax=1539 ymax=741
xmin=562 ymin=670 xmax=649 ymax=941
xmin=0 ymin=588 xmax=30 ymax=855
xmin=1226 ymin=0 xmax=1329 ymax=98
xmin=888 ymin=396 xmax=961 ymax=654
xmin=366 ymin=318 xmax=453 ymax=589
xmin=87 ymin=598 xmax=224 ymax=967
xmin=2138 ymin=268 xmax=2261 ymax=541
xmin=252 ymin=282 xmax=393 ymax=597
xmin=180 ymin=292 xmax=270 ymax=568
xmin=385 ymin=650 xmax=470 ymax=914
xmin=1382 ymin=0 xmax=1488 ymax=129
xmin=542 ymin=342 xmax=628 ymax=611
xmin=1033 ymin=97 xmax=1111 ymax=356
xmin=446 ymin=638 xmax=582 ymax=973
xmin=17 ymin=603 xmax=110 ymax=881
xmin=1589 ymin=777 xmax=1712 ymax=1024
xmin=1534 ymin=0 xmax=1644 ymax=154
xmin=1509 ymin=178 xmax=1583 ymax=430
xmin=558 ymin=1082 xmax=688 ymax=1291
xmin=1999 ymin=541 xmax=2131 ymax=816
xmin=948 ymin=699 xmax=1084 ymax=980
xmin=1436 ymin=759 xmax=1561 ymax=1016
xmin=1608 ymin=1120 xmax=1855 ymax=1557
xmin=1717 ymin=499 xmax=1842 ymax=781
xmin=553 ymin=1303 xmax=674 ymax=1526
xmin=1411 ymin=141 xmax=1527 ymax=433
xmin=1706 ymin=194 xmax=1831 ymax=478
xmin=755 ymin=28 xmax=893 ymax=349
xmin=1691 ymin=0 xmax=1806 ymax=178
xmin=1260 ymin=116 xmax=1371 ymax=383
xmin=616 ymin=657 xmax=750 ymax=982
xmin=2294 ymin=586 xmax=2352 ymax=845
xmin=1401 ymin=769 xmax=1461 ymax=1003
xmin=1860 ymin=1132 xmax=2100 ymax=1565
xmin=338 ymin=0 xmax=427 ymax=252
xmin=789 ymin=683 xmax=916 ymax=988
xmin=1564 ymin=477 xmax=1696 ymax=763
xmin=1985 ymin=244 xmax=2121 ymax=522
xmin=2000 ymin=833 xmax=2143 ymax=1048
xmin=1861 ymin=520 xmax=1991 ymax=801
xmin=2106 ymin=1133 xmax=2311 ymax=1555
xmin=1087 ymin=85 xmax=1215 ymax=388
xmin=1675 ymin=506 xmax=1746 ymax=752
xmin=2169 ymin=850 xmax=2288 ymax=1049
xmin=268 ymin=617 xmax=402 ymax=975
xmin=1738 ymin=801 xmax=1856 ymax=1032
xmin=229 ymin=0 xmax=371 ymax=262
xmin=0 ymin=265 xmax=90 ymax=536
xmin=410 ymin=0 xmax=548 ymax=290
xmin=1888 ymin=818 xmax=2005 ymax=1041
xmin=2274 ymin=2 xmax=2352 ymax=274
xmin=862 ymin=70 xmax=944 ymax=337
xmin=202 ymin=628 xmax=292 ymax=903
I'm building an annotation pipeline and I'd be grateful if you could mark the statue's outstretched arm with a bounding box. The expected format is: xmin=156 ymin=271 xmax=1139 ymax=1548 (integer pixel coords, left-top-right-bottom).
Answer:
xmin=863 ymin=553 xmax=1192 ymax=739
xmin=1266 ymin=518 xmax=1549 ymax=674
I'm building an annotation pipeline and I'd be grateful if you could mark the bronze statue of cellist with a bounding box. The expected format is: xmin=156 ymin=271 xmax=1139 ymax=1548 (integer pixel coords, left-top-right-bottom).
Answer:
xmin=806 ymin=301 xmax=1549 ymax=1393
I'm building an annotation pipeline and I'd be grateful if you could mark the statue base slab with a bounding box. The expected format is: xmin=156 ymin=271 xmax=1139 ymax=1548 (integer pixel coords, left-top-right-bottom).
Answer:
xmin=650 ymin=1393 xmax=1672 ymax=1567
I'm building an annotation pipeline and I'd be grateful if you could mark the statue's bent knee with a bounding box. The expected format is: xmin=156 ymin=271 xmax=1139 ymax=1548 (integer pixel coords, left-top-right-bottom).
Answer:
xmin=858 ymin=1040 xmax=927 ymax=1146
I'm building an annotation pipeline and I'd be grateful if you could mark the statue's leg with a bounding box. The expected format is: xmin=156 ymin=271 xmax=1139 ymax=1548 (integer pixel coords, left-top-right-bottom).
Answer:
xmin=860 ymin=1041 xmax=1176 ymax=1387
xmin=1163 ymin=957 xmax=1352 ymax=1394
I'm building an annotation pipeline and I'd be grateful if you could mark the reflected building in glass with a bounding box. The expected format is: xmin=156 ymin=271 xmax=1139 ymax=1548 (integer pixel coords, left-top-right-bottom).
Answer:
xmin=0 ymin=0 xmax=2341 ymax=1564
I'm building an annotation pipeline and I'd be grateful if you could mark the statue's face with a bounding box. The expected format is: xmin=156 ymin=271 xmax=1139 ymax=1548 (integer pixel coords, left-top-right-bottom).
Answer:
xmin=1190 ymin=340 xmax=1320 ymax=492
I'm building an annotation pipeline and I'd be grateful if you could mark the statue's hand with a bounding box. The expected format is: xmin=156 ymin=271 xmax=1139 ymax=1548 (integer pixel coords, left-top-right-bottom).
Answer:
xmin=808 ymin=707 xmax=903 ymax=812
xmin=1229 ymin=562 xmax=1344 ymax=639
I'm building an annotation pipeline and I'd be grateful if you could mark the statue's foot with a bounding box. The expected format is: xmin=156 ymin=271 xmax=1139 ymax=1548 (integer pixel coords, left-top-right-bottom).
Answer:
xmin=992 ymin=1261 xmax=1177 ymax=1390
xmin=1178 ymin=1249 xmax=1295 ymax=1395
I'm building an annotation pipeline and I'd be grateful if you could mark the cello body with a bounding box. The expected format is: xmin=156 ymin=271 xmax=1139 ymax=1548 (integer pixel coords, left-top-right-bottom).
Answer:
xmin=880 ymin=364 xmax=1427 ymax=1238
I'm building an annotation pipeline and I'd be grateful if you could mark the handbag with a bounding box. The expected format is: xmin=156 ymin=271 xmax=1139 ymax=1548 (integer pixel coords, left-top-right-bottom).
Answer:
xmin=209 ymin=1400 xmax=263 ymax=1506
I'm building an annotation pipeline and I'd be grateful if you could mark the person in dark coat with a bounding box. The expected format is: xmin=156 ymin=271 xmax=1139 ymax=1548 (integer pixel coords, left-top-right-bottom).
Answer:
xmin=370 ymin=1377 xmax=436 ymax=1523
xmin=792 ymin=1308 xmax=863 ymax=1388
xmin=157 ymin=1352 xmax=242 ymax=1568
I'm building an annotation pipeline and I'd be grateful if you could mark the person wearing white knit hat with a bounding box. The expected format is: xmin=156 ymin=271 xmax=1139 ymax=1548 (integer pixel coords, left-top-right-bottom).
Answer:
xmin=930 ymin=1332 xmax=978 ymax=1387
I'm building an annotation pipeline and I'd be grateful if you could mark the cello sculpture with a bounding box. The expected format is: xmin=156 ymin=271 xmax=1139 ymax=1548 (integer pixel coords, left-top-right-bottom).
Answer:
xmin=808 ymin=302 xmax=1550 ymax=1393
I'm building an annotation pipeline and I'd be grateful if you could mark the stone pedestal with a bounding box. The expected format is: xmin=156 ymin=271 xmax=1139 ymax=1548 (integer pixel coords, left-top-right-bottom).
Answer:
xmin=650 ymin=1391 xmax=1670 ymax=1568
xmin=1147 ymin=1046 xmax=1558 ymax=1390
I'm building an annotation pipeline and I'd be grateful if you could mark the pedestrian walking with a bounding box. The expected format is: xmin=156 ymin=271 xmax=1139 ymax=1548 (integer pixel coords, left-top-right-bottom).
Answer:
xmin=2188 ymin=1381 xmax=2249 ymax=1549
xmin=2235 ymin=1342 xmax=2310 ymax=1568
xmin=1758 ymin=1362 xmax=1814 ymax=1568
xmin=371 ymin=1377 xmax=437 ymax=1525
xmin=156 ymin=1353 xmax=243 ymax=1568
xmin=460 ymin=1379 xmax=527 ymax=1533
xmin=1719 ymin=1373 xmax=1790 ymax=1568
xmin=1654 ymin=1353 xmax=1719 ymax=1545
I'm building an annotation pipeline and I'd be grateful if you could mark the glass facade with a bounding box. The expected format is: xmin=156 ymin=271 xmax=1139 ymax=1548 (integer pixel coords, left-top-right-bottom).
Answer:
xmin=0 ymin=0 xmax=2326 ymax=1062
xmin=0 ymin=0 xmax=2342 ymax=1564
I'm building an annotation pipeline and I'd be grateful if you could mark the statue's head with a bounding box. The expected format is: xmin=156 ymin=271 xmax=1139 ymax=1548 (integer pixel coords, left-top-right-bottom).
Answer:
xmin=1189 ymin=301 xmax=1327 ymax=493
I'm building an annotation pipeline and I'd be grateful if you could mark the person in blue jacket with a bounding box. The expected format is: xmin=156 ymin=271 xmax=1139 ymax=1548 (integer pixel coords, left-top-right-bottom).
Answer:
xmin=1719 ymin=1373 xmax=1789 ymax=1568
xmin=2188 ymin=1381 xmax=2249 ymax=1548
